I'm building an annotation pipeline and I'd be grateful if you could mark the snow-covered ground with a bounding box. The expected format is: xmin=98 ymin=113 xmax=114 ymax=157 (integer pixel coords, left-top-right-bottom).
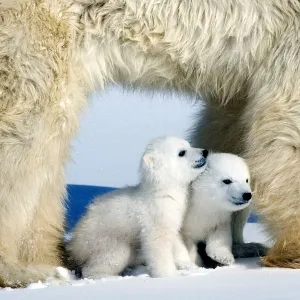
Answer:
xmin=2 ymin=88 xmax=300 ymax=299
xmin=3 ymin=224 xmax=300 ymax=299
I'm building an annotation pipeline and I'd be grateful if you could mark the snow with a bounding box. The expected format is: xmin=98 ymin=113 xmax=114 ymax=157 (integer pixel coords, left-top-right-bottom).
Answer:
xmin=2 ymin=224 xmax=300 ymax=299
xmin=2 ymin=89 xmax=299 ymax=298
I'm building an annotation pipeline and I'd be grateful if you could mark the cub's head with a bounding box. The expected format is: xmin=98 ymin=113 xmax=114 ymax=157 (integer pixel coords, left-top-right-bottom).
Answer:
xmin=193 ymin=153 xmax=252 ymax=211
xmin=140 ymin=136 xmax=208 ymax=185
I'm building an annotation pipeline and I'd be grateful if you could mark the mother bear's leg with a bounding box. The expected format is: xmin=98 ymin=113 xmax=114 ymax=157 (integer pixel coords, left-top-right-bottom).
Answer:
xmin=189 ymin=96 xmax=246 ymax=154
xmin=189 ymin=96 xmax=268 ymax=259
xmin=0 ymin=6 xmax=81 ymax=287
xmin=0 ymin=95 xmax=80 ymax=288
xmin=18 ymin=133 xmax=72 ymax=267
xmin=242 ymin=77 xmax=300 ymax=268
xmin=0 ymin=117 xmax=69 ymax=287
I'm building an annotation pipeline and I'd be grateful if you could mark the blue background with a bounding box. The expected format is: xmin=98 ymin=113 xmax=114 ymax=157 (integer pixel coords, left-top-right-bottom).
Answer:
xmin=66 ymin=184 xmax=257 ymax=232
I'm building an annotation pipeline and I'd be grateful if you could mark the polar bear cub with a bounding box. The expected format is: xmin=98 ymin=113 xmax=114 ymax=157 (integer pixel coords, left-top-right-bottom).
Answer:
xmin=67 ymin=136 xmax=208 ymax=279
xmin=181 ymin=153 xmax=252 ymax=267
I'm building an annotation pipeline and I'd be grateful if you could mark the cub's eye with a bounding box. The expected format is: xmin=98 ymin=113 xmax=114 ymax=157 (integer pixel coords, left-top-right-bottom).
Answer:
xmin=223 ymin=179 xmax=232 ymax=185
xmin=246 ymin=179 xmax=249 ymax=183
xmin=178 ymin=150 xmax=186 ymax=157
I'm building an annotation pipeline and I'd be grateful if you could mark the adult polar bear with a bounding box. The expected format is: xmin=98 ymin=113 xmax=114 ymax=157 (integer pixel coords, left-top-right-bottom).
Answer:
xmin=0 ymin=0 xmax=299 ymax=287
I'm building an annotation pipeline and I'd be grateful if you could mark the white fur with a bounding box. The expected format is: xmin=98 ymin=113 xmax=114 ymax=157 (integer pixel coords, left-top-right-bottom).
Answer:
xmin=1 ymin=0 xmax=300 ymax=286
xmin=67 ymin=136 xmax=207 ymax=278
xmin=182 ymin=153 xmax=252 ymax=266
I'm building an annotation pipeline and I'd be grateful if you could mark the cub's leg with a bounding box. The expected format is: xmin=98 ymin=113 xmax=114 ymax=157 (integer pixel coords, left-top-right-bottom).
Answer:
xmin=205 ymin=222 xmax=235 ymax=266
xmin=82 ymin=242 xmax=133 ymax=279
xmin=181 ymin=236 xmax=203 ymax=267
xmin=141 ymin=228 xmax=177 ymax=277
xmin=173 ymin=234 xmax=200 ymax=271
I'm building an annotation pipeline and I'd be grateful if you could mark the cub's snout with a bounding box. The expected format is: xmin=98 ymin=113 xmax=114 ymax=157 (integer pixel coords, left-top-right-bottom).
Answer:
xmin=194 ymin=149 xmax=208 ymax=169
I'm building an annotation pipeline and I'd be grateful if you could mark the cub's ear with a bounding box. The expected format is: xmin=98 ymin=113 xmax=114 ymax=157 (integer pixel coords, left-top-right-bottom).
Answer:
xmin=143 ymin=153 xmax=154 ymax=168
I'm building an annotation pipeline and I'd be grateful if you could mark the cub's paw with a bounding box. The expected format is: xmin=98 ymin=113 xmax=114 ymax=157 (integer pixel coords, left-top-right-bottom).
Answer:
xmin=206 ymin=248 xmax=235 ymax=266
xmin=149 ymin=263 xmax=177 ymax=278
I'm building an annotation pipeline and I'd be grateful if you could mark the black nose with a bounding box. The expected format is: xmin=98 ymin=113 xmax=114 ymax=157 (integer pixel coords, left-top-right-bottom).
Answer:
xmin=202 ymin=149 xmax=208 ymax=158
xmin=242 ymin=192 xmax=252 ymax=201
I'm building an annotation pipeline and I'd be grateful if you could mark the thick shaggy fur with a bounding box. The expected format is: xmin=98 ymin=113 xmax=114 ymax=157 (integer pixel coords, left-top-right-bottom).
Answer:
xmin=182 ymin=153 xmax=252 ymax=267
xmin=67 ymin=136 xmax=207 ymax=278
xmin=1 ymin=0 xmax=300 ymax=287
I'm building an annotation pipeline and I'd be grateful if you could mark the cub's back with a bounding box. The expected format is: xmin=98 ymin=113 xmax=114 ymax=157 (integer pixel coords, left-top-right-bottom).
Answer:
xmin=72 ymin=186 xmax=143 ymax=243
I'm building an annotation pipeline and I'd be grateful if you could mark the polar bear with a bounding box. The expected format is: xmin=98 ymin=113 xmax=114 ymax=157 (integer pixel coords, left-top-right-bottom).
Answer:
xmin=182 ymin=153 xmax=253 ymax=267
xmin=67 ymin=136 xmax=208 ymax=279
xmin=1 ymin=0 xmax=300 ymax=288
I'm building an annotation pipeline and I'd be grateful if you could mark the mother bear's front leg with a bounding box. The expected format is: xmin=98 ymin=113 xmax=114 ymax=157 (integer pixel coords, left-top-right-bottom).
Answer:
xmin=0 ymin=2 xmax=84 ymax=287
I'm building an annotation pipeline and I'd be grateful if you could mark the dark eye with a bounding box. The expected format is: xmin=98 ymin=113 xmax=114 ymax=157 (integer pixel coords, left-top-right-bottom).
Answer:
xmin=178 ymin=150 xmax=186 ymax=157
xmin=246 ymin=179 xmax=249 ymax=183
xmin=223 ymin=179 xmax=232 ymax=184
